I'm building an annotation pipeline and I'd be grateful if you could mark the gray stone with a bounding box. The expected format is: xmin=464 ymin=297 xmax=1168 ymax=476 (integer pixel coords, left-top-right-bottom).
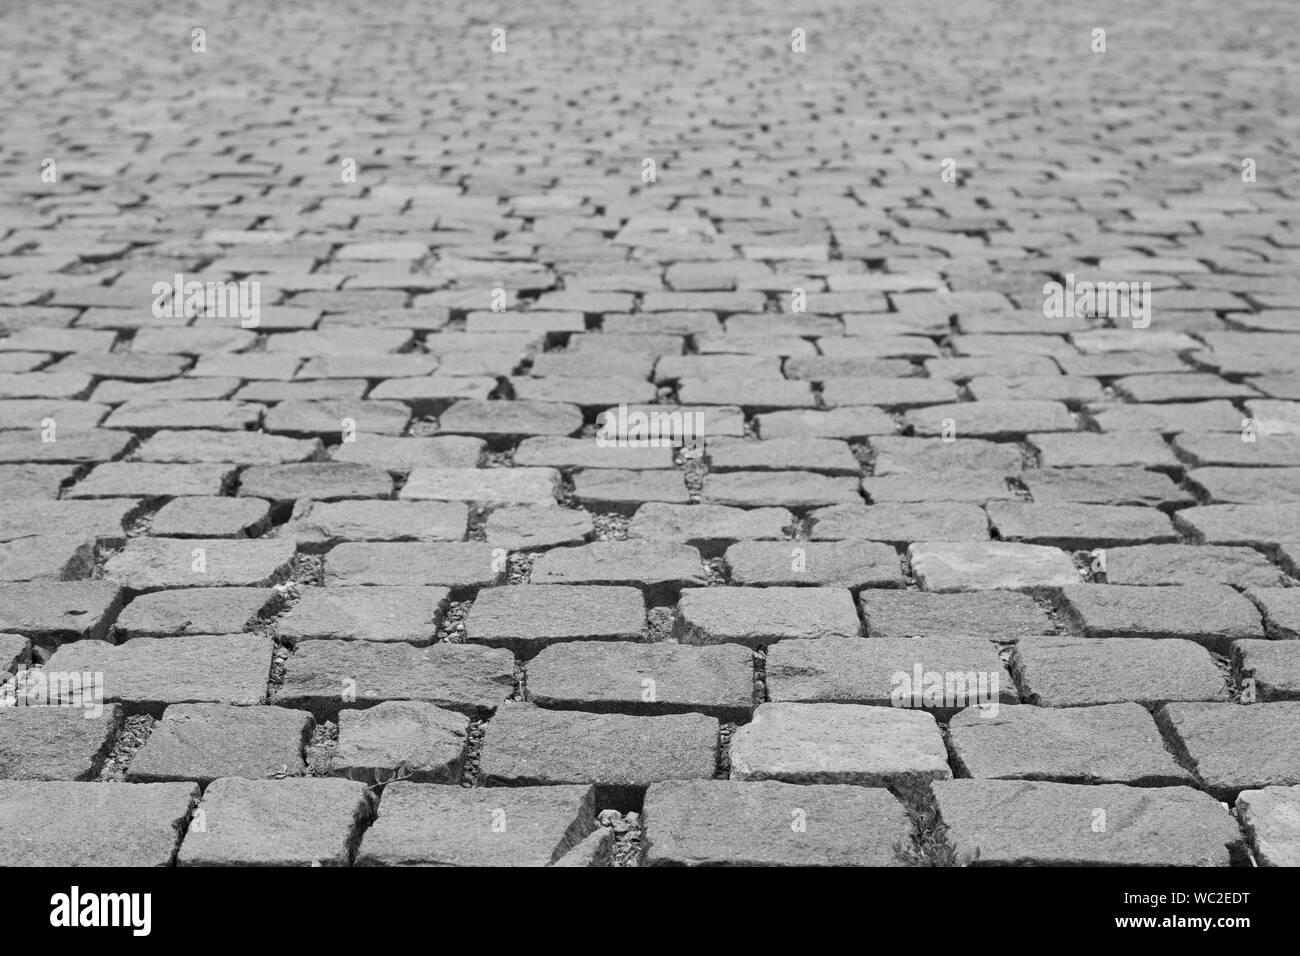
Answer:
xmin=986 ymin=502 xmax=1177 ymax=548
xmin=104 ymin=538 xmax=296 ymax=591
xmin=1233 ymin=640 xmax=1300 ymax=702
xmin=628 ymin=503 xmax=792 ymax=555
xmin=484 ymin=506 xmax=593 ymax=551
xmin=1059 ymin=583 xmax=1263 ymax=651
xmin=908 ymin=541 xmax=1080 ymax=592
xmin=809 ymin=502 xmax=989 ymax=544
xmin=113 ymin=587 xmax=278 ymax=639
xmin=0 ymin=581 xmax=123 ymax=645
xmin=724 ymin=540 xmax=903 ymax=589
xmin=238 ymin=462 xmax=392 ymax=502
xmin=1158 ymin=702 xmax=1300 ymax=799
xmin=1247 ymin=587 xmax=1300 ymax=640
xmin=674 ymin=586 xmax=861 ymax=648
xmin=331 ymin=700 xmax=468 ymax=783
xmin=149 ymin=496 xmax=271 ymax=537
xmin=128 ymin=704 xmax=313 ymax=784
xmin=278 ymin=586 xmax=450 ymax=645
xmin=1236 ymin=786 xmax=1300 ymax=867
xmin=281 ymin=499 xmax=467 ymax=545
xmin=401 ymin=467 xmax=560 ymax=506
xmin=465 ymin=585 xmax=645 ymax=656
xmin=861 ymin=589 xmax=1056 ymax=641
xmin=1102 ymin=544 xmax=1285 ymax=587
xmin=529 ymin=541 xmax=708 ymax=599
xmin=0 ymin=704 xmax=122 ymax=780
xmin=1012 ymin=636 xmax=1229 ymax=707
xmin=323 ymin=542 xmax=504 ymax=588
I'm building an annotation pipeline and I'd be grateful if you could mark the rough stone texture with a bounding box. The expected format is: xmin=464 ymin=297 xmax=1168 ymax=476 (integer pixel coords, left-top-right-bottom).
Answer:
xmin=485 ymin=506 xmax=593 ymax=551
xmin=729 ymin=703 xmax=950 ymax=799
xmin=1101 ymin=544 xmax=1285 ymax=587
xmin=810 ymin=503 xmax=990 ymax=544
xmin=1012 ymin=637 xmax=1229 ymax=708
xmin=281 ymin=499 xmax=468 ymax=545
xmin=322 ymin=542 xmax=504 ymax=588
xmin=674 ymin=587 xmax=861 ymax=647
xmin=128 ymin=704 xmax=313 ymax=784
xmin=331 ymin=700 xmax=469 ymax=783
xmin=177 ymin=777 xmax=370 ymax=866
xmin=643 ymin=779 xmax=912 ymax=866
xmin=277 ymin=586 xmax=449 ymax=645
xmin=0 ymin=704 xmax=122 ymax=781
xmin=149 ymin=496 xmax=271 ymax=538
xmin=357 ymin=783 xmax=596 ymax=866
xmin=986 ymin=502 xmax=1177 ymax=549
xmin=1157 ymin=701 xmax=1300 ymax=799
xmin=860 ymin=589 xmax=1056 ymax=641
xmin=401 ymin=467 xmax=560 ymax=506
xmin=273 ymin=638 xmax=515 ymax=718
xmin=113 ymin=587 xmax=278 ymax=639
xmin=948 ymin=702 xmax=1192 ymax=786
xmin=0 ymin=633 xmax=29 ymax=673
xmin=0 ymin=780 xmax=199 ymax=866
xmin=1236 ymin=786 xmax=1300 ymax=867
xmin=526 ymin=641 xmax=753 ymax=719
xmin=724 ymin=540 xmax=903 ymax=589
xmin=933 ymin=779 xmax=1244 ymax=866
xmin=1058 ymin=583 xmax=1263 ymax=652
xmin=529 ymin=541 xmax=708 ymax=598
xmin=465 ymin=585 xmax=645 ymax=656
xmin=1233 ymin=640 xmax=1300 ymax=702
xmin=628 ymin=503 xmax=792 ymax=554
xmin=0 ymin=581 xmax=123 ymax=645
xmin=104 ymin=538 xmax=296 ymax=591
xmin=1247 ymin=587 xmax=1300 ymax=640
xmin=908 ymin=541 xmax=1080 ymax=592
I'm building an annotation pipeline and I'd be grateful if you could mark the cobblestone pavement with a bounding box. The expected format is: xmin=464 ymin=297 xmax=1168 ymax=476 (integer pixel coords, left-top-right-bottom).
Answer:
xmin=1 ymin=0 xmax=1299 ymax=867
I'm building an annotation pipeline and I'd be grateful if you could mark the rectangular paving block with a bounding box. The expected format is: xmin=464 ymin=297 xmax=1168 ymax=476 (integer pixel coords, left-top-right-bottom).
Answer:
xmin=280 ymin=499 xmax=469 ymax=546
xmin=0 ymin=498 xmax=138 ymax=543
xmin=330 ymin=701 xmax=469 ymax=784
xmin=860 ymin=589 xmax=1056 ymax=641
xmin=986 ymin=502 xmax=1177 ymax=549
xmin=464 ymin=584 xmax=645 ymax=656
xmin=113 ymin=587 xmax=279 ymax=639
xmin=525 ymin=641 xmax=753 ymax=720
xmin=272 ymin=638 xmax=515 ymax=718
xmin=627 ymin=503 xmax=793 ymax=555
xmin=908 ymin=540 xmax=1080 ymax=592
xmin=529 ymin=541 xmax=708 ymax=600
xmin=1247 ymin=586 xmax=1300 ymax=640
xmin=0 ymin=704 xmax=122 ymax=780
xmin=1236 ymin=786 xmax=1300 ymax=867
xmin=177 ymin=777 xmax=370 ymax=866
xmin=674 ymin=586 xmax=861 ymax=648
xmin=322 ymin=542 xmax=504 ymax=589
xmin=933 ymin=779 xmax=1244 ymax=866
xmin=0 ymin=780 xmax=199 ymax=866
xmin=127 ymin=704 xmax=313 ymax=784
xmin=724 ymin=540 xmax=904 ymax=589
xmin=1058 ymin=583 xmax=1263 ymax=651
xmin=277 ymin=586 xmax=450 ymax=645
xmin=0 ymin=580 xmax=123 ymax=646
xmin=103 ymin=538 xmax=296 ymax=591
xmin=400 ymin=466 xmax=560 ymax=506
xmin=643 ymin=779 xmax=912 ymax=866
xmin=357 ymin=783 xmax=596 ymax=867
xmin=1157 ymin=701 xmax=1300 ymax=799
xmin=1234 ymin=639 xmax=1300 ymax=702
xmin=729 ymin=702 xmax=950 ymax=800
xmin=1101 ymin=544 xmax=1285 ymax=587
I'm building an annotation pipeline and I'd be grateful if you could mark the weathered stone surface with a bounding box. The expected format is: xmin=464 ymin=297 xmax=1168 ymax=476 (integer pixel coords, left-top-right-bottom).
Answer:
xmin=869 ymin=436 xmax=1022 ymax=476
xmin=706 ymin=437 xmax=861 ymax=475
xmin=331 ymin=700 xmax=468 ymax=783
xmin=113 ymin=587 xmax=278 ymax=639
xmin=273 ymin=639 xmax=514 ymax=718
xmin=0 ymin=498 xmax=139 ymax=542
xmin=128 ymin=704 xmax=313 ymax=784
xmin=1058 ymin=583 xmax=1263 ymax=651
xmin=1029 ymin=431 xmax=1179 ymax=468
xmin=674 ymin=586 xmax=861 ymax=647
xmin=1236 ymin=786 xmax=1300 ymax=867
xmin=0 ymin=533 xmax=96 ymax=581
xmin=278 ymin=586 xmax=449 ymax=645
xmin=809 ymin=502 xmax=990 ymax=544
xmin=729 ymin=703 xmax=950 ymax=798
xmin=529 ymin=541 xmax=707 ymax=597
xmin=438 ymin=400 xmax=582 ymax=437
xmin=628 ymin=503 xmax=792 ymax=554
xmin=1101 ymin=544 xmax=1284 ymax=587
xmin=1175 ymin=504 xmax=1300 ymax=548
xmin=1233 ymin=639 xmax=1300 ymax=702
xmin=1188 ymin=466 xmax=1300 ymax=504
xmin=862 ymin=471 xmax=1016 ymax=504
xmin=573 ymin=469 xmax=690 ymax=510
xmin=132 ymin=429 xmax=322 ymax=464
xmin=948 ymin=702 xmax=1191 ymax=786
xmin=0 ymin=581 xmax=123 ymax=645
xmin=264 ymin=400 xmax=410 ymax=437
xmin=322 ymin=542 xmax=503 ymax=588
xmin=526 ymin=641 xmax=753 ymax=719
xmin=357 ymin=782 xmax=596 ymax=866
xmin=551 ymin=826 xmax=615 ymax=867
xmin=515 ymin=436 xmax=674 ymax=470
xmin=239 ymin=462 xmax=392 ymax=502
xmin=104 ymin=538 xmax=296 ymax=591
xmin=0 ymin=780 xmax=199 ymax=866
xmin=480 ymin=705 xmax=717 ymax=794
xmin=465 ymin=585 xmax=645 ymax=655
xmin=860 ymin=589 xmax=1056 ymax=640
xmin=0 ymin=633 xmax=28 ymax=673
xmin=1247 ymin=587 xmax=1300 ymax=640
xmin=987 ymin=502 xmax=1177 ymax=549
xmin=1158 ymin=702 xmax=1300 ymax=799
xmin=933 ymin=779 xmax=1243 ymax=866
xmin=756 ymin=407 xmax=897 ymax=440
xmin=642 ymin=779 xmax=912 ymax=866
xmin=724 ymin=540 xmax=903 ymax=589
xmin=484 ymin=505 xmax=593 ymax=551
xmin=1012 ymin=636 xmax=1229 ymax=707
xmin=904 ymin=401 xmax=1076 ymax=439
xmin=330 ymin=434 xmax=484 ymax=471
xmin=401 ymin=466 xmax=560 ymax=506
xmin=281 ymin=499 xmax=467 ymax=545
xmin=1021 ymin=466 xmax=1193 ymax=507
xmin=701 ymin=471 xmax=859 ymax=508
xmin=908 ymin=541 xmax=1080 ymax=592
xmin=67 ymin=462 xmax=234 ymax=498
xmin=178 ymin=777 xmax=370 ymax=866
xmin=149 ymin=496 xmax=270 ymax=538
xmin=0 ymin=704 xmax=122 ymax=780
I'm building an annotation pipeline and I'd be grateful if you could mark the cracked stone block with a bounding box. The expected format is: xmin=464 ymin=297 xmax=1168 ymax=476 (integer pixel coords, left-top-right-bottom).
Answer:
xmin=438 ymin=400 xmax=583 ymax=438
xmin=869 ymin=436 xmax=1022 ymax=476
xmin=986 ymin=502 xmax=1177 ymax=549
xmin=0 ymin=533 xmax=96 ymax=581
xmin=480 ymin=705 xmax=717 ymax=799
xmin=465 ymin=584 xmax=645 ymax=656
xmin=1157 ymin=702 xmax=1300 ymax=799
xmin=322 ymin=542 xmax=504 ymax=588
xmin=0 ymin=780 xmax=199 ymax=866
xmin=132 ymin=429 xmax=322 ymax=464
xmin=526 ymin=641 xmax=753 ymax=720
xmin=1236 ymin=786 xmax=1300 ymax=867
xmin=1101 ymin=544 xmax=1284 ymax=587
xmin=330 ymin=434 xmax=485 ymax=471
xmin=400 ymin=466 xmax=560 ymax=506
xmin=177 ymin=777 xmax=370 ymax=866
xmin=104 ymin=538 xmax=296 ymax=591
xmin=1246 ymin=587 xmax=1300 ymax=640
xmin=904 ymin=400 xmax=1076 ymax=439
xmin=1175 ymin=504 xmax=1300 ymax=548
xmin=272 ymin=639 xmax=514 ymax=718
xmin=67 ymin=462 xmax=234 ymax=498
xmin=908 ymin=541 xmax=1079 ymax=592
xmin=861 ymin=589 xmax=1056 ymax=641
xmin=1028 ymin=431 xmax=1179 ymax=468
xmin=729 ymin=702 xmax=950 ymax=798
xmin=674 ymin=586 xmax=860 ymax=648
xmin=573 ymin=469 xmax=690 ymax=510
xmin=281 ymin=499 xmax=467 ymax=545
xmin=1020 ymin=466 xmax=1193 ymax=507
xmin=932 ymin=779 xmax=1243 ymax=866
xmin=0 ymin=581 xmax=123 ymax=646
xmin=948 ymin=702 xmax=1191 ymax=786
xmin=484 ymin=505 xmax=593 ymax=551
xmin=766 ymin=636 xmax=1015 ymax=716
xmin=127 ymin=704 xmax=313 ymax=784
xmin=1012 ymin=636 xmax=1229 ymax=707
xmin=357 ymin=782 xmax=596 ymax=867
xmin=45 ymin=633 xmax=272 ymax=714
xmin=701 ymin=471 xmax=859 ymax=508
xmin=113 ymin=587 xmax=278 ymax=639
xmin=642 ymin=779 xmax=912 ymax=867
xmin=278 ymin=586 xmax=449 ymax=645
xmin=627 ymin=503 xmax=792 ymax=555
xmin=149 ymin=496 xmax=271 ymax=537
xmin=0 ymin=498 xmax=139 ymax=542
xmin=1233 ymin=640 xmax=1300 ymax=702
xmin=0 ymin=704 xmax=122 ymax=780
xmin=530 ymin=541 xmax=707 ymax=600
xmin=724 ymin=540 xmax=903 ymax=589
xmin=331 ymin=701 xmax=468 ymax=783
xmin=1 ymin=633 xmax=29 ymax=673
xmin=238 ymin=462 xmax=393 ymax=502
xmin=1058 ymin=583 xmax=1262 ymax=652
xmin=809 ymin=502 xmax=989 ymax=544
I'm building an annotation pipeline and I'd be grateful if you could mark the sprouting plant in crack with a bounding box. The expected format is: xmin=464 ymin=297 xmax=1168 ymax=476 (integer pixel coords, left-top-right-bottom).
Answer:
xmin=366 ymin=763 xmax=413 ymax=794
xmin=894 ymin=801 xmax=980 ymax=867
